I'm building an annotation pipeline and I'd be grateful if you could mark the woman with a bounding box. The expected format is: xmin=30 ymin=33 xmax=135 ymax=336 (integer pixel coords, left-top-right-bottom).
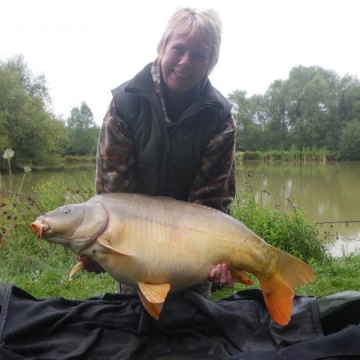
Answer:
xmin=86 ymin=7 xmax=235 ymax=298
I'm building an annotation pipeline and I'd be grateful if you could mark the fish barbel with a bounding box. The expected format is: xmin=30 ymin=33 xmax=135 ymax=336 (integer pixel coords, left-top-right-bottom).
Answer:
xmin=31 ymin=193 xmax=315 ymax=325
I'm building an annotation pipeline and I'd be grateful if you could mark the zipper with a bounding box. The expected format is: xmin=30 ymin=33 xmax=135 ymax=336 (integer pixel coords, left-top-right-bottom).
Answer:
xmin=146 ymin=93 xmax=170 ymax=195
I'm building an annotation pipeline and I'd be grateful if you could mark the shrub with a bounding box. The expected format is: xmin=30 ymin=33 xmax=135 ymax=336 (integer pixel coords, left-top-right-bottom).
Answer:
xmin=231 ymin=183 xmax=329 ymax=263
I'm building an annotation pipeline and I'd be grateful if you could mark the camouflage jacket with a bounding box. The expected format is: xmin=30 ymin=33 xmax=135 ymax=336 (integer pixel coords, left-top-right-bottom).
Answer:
xmin=96 ymin=61 xmax=236 ymax=213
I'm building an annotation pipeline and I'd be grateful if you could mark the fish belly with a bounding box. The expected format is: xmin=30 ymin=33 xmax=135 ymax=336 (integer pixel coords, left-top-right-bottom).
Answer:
xmin=99 ymin=208 xmax=262 ymax=290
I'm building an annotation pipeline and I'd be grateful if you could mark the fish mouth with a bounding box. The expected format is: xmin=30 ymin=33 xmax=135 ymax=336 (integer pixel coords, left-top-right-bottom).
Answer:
xmin=31 ymin=220 xmax=50 ymax=240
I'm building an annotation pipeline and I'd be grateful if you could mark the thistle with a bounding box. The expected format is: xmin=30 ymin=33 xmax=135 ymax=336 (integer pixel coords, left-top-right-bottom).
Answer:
xmin=18 ymin=166 xmax=32 ymax=193
xmin=3 ymin=149 xmax=15 ymax=194
xmin=3 ymin=149 xmax=15 ymax=160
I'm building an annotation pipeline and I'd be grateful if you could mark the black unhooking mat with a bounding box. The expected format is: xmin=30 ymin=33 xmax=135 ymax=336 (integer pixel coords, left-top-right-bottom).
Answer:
xmin=1 ymin=283 xmax=360 ymax=360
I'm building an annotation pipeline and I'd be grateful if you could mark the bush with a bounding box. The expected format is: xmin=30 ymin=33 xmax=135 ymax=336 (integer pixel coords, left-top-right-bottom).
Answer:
xmin=231 ymin=184 xmax=329 ymax=263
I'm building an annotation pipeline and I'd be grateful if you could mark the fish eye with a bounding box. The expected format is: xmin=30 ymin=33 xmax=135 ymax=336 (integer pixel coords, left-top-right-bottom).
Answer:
xmin=63 ymin=208 xmax=70 ymax=214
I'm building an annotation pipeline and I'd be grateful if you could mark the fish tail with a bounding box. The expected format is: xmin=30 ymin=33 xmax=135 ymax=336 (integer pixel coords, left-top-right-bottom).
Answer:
xmin=259 ymin=272 xmax=294 ymax=326
xmin=274 ymin=247 xmax=315 ymax=288
xmin=259 ymin=247 xmax=315 ymax=326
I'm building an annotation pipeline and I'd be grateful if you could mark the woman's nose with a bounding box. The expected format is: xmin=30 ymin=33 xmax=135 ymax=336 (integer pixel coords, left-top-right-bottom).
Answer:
xmin=178 ymin=51 xmax=192 ymax=65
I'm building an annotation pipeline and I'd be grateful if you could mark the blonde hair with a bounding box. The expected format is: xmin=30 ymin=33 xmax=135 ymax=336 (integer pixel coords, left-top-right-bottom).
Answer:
xmin=157 ymin=7 xmax=222 ymax=75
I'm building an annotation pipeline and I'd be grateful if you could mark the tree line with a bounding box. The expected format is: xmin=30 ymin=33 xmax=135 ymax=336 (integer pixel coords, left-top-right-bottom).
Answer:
xmin=1 ymin=55 xmax=360 ymax=172
xmin=229 ymin=65 xmax=360 ymax=160
xmin=0 ymin=55 xmax=99 ymax=170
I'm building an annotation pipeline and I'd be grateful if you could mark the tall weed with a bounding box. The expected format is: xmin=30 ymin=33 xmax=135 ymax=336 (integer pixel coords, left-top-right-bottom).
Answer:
xmin=0 ymin=150 xmax=95 ymax=283
xmin=231 ymin=178 xmax=330 ymax=263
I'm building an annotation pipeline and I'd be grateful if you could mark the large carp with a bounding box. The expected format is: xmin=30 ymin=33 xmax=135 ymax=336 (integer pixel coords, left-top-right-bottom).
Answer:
xmin=31 ymin=193 xmax=314 ymax=326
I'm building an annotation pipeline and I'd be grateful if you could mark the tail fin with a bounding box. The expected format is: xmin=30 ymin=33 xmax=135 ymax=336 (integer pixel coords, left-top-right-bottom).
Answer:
xmin=275 ymin=247 xmax=315 ymax=287
xmin=259 ymin=272 xmax=294 ymax=326
xmin=259 ymin=247 xmax=315 ymax=326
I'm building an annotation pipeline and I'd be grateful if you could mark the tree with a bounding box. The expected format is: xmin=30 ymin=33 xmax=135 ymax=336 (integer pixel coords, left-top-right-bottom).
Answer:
xmin=262 ymin=80 xmax=290 ymax=150
xmin=338 ymin=119 xmax=360 ymax=160
xmin=230 ymin=65 xmax=360 ymax=156
xmin=66 ymin=102 xmax=99 ymax=156
xmin=279 ymin=66 xmax=341 ymax=150
xmin=338 ymin=75 xmax=360 ymax=123
xmin=0 ymin=55 xmax=66 ymax=168
xmin=228 ymin=90 xmax=264 ymax=151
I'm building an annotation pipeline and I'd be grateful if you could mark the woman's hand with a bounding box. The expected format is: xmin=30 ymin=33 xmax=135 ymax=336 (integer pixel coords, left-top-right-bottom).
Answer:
xmin=209 ymin=263 xmax=234 ymax=287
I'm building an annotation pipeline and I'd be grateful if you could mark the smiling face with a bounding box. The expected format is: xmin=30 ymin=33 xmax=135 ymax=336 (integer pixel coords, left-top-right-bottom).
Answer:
xmin=160 ymin=32 xmax=212 ymax=97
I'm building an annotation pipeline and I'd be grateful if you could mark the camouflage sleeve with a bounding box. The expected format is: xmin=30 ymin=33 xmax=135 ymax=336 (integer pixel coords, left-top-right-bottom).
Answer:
xmin=95 ymin=99 xmax=138 ymax=194
xmin=188 ymin=113 xmax=236 ymax=214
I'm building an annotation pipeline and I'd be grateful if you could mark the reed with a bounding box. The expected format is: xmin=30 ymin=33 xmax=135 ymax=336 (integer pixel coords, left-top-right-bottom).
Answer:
xmin=240 ymin=147 xmax=333 ymax=163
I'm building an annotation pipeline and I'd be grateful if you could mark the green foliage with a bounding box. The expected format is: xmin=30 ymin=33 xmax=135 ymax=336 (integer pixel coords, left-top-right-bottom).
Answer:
xmin=0 ymin=55 xmax=66 ymax=169
xmin=230 ymin=65 xmax=360 ymax=159
xmin=239 ymin=147 xmax=332 ymax=162
xmin=65 ymin=102 xmax=99 ymax=156
xmin=0 ymin=152 xmax=103 ymax=298
xmin=0 ymin=55 xmax=100 ymax=171
xmin=229 ymin=91 xmax=264 ymax=151
xmin=231 ymin=184 xmax=328 ymax=263
xmin=299 ymin=255 xmax=360 ymax=296
xmin=338 ymin=119 xmax=360 ymax=160
xmin=338 ymin=75 xmax=360 ymax=122
xmin=241 ymin=151 xmax=263 ymax=161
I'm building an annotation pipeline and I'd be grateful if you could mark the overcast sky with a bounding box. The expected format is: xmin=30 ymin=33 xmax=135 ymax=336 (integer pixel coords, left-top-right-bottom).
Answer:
xmin=1 ymin=0 xmax=359 ymax=125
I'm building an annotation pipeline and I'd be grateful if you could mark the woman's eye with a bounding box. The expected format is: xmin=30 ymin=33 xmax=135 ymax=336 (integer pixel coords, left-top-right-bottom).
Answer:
xmin=173 ymin=46 xmax=184 ymax=55
xmin=193 ymin=53 xmax=206 ymax=61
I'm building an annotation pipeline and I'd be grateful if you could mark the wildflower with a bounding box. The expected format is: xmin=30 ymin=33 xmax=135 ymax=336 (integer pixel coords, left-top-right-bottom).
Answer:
xmin=18 ymin=166 xmax=32 ymax=193
xmin=24 ymin=166 xmax=32 ymax=174
xmin=3 ymin=149 xmax=15 ymax=160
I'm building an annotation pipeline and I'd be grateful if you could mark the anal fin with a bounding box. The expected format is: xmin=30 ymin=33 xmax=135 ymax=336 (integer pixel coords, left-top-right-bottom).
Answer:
xmin=137 ymin=282 xmax=171 ymax=320
xmin=233 ymin=270 xmax=254 ymax=285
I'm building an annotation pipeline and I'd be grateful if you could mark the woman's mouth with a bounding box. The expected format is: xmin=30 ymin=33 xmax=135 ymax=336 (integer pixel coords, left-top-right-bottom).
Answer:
xmin=173 ymin=69 xmax=190 ymax=79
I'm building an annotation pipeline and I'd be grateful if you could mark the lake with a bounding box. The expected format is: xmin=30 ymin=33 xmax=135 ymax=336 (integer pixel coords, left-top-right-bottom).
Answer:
xmin=237 ymin=161 xmax=360 ymax=256
xmin=2 ymin=161 xmax=359 ymax=257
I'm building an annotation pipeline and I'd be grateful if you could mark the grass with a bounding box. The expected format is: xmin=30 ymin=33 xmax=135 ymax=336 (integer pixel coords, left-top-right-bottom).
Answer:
xmin=1 ymin=149 xmax=360 ymax=301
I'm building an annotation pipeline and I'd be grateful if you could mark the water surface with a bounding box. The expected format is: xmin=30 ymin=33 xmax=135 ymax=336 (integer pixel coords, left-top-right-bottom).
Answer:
xmin=237 ymin=161 xmax=360 ymax=256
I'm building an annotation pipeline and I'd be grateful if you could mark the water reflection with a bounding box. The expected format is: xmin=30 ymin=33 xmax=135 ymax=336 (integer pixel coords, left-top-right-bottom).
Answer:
xmin=237 ymin=161 xmax=360 ymax=256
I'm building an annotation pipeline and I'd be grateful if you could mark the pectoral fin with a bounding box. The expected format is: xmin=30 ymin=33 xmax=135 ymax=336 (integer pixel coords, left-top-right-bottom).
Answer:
xmin=137 ymin=282 xmax=171 ymax=320
xmin=69 ymin=261 xmax=84 ymax=278
xmin=97 ymin=237 xmax=136 ymax=256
